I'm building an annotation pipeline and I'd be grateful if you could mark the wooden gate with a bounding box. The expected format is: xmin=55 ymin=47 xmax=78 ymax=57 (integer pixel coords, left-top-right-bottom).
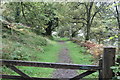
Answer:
xmin=0 ymin=47 xmax=116 ymax=80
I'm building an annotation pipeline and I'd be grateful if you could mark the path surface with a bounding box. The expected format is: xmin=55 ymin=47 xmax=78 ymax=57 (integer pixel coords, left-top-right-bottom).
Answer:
xmin=52 ymin=41 xmax=77 ymax=79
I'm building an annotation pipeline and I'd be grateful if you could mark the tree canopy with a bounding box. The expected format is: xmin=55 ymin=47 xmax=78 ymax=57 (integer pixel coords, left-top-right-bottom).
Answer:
xmin=1 ymin=1 xmax=120 ymax=44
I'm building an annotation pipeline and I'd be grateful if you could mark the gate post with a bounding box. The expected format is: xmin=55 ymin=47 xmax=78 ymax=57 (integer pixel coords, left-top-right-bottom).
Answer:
xmin=102 ymin=47 xmax=116 ymax=80
xmin=99 ymin=59 xmax=102 ymax=80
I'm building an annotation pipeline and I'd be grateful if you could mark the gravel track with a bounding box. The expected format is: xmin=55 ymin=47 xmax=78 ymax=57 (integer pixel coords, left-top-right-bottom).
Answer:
xmin=52 ymin=41 xmax=77 ymax=79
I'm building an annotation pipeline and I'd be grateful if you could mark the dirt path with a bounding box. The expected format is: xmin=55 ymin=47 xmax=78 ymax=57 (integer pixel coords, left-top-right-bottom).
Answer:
xmin=52 ymin=41 xmax=77 ymax=79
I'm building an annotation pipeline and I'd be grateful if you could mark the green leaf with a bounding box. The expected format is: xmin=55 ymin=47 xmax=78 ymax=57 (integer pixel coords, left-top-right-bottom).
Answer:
xmin=115 ymin=35 xmax=118 ymax=38
xmin=109 ymin=37 xmax=114 ymax=40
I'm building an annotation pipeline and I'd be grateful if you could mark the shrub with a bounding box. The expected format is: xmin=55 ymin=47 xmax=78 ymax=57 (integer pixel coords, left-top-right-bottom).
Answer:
xmin=2 ymin=21 xmax=48 ymax=60
xmin=111 ymin=55 xmax=120 ymax=80
xmin=89 ymin=44 xmax=103 ymax=59
xmin=71 ymin=38 xmax=104 ymax=59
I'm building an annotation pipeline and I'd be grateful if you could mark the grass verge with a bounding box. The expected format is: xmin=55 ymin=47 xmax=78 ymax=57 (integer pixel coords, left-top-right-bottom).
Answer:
xmin=53 ymin=37 xmax=70 ymax=41
xmin=66 ymin=41 xmax=98 ymax=78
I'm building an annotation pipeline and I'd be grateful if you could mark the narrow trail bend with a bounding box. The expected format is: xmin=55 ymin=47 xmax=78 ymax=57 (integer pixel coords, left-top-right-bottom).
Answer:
xmin=52 ymin=41 xmax=77 ymax=79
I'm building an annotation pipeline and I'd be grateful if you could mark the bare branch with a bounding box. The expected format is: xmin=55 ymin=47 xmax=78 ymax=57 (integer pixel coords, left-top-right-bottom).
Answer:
xmin=73 ymin=17 xmax=87 ymax=21
xmin=90 ymin=3 xmax=104 ymax=24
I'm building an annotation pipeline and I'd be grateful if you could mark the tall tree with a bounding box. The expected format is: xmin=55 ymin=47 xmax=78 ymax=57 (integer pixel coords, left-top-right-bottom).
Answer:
xmin=72 ymin=2 xmax=105 ymax=41
xmin=15 ymin=2 xmax=21 ymax=23
xmin=114 ymin=2 xmax=120 ymax=53
xmin=45 ymin=17 xmax=58 ymax=36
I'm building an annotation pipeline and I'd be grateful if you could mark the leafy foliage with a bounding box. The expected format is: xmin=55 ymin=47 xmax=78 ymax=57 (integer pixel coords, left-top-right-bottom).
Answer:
xmin=1 ymin=1 xmax=119 ymax=78
xmin=111 ymin=55 xmax=120 ymax=80
xmin=71 ymin=38 xmax=104 ymax=59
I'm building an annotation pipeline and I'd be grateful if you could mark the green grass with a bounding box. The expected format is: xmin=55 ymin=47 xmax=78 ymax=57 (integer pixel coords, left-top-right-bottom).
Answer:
xmin=2 ymin=27 xmax=62 ymax=79
xmin=2 ymin=41 xmax=61 ymax=78
xmin=18 ymin=41 xmax=61 ymax=77
xmin=53 ymin=37 xmax=69 ymax=41
xmin=66 ymin=41 xmax=98 ymax=78
xmin=2 ymin=25 xmax=98 ymax=79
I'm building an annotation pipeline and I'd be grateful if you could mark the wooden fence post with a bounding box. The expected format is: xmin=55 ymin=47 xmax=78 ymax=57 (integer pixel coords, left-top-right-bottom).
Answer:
xmin=99 ymin=59 xmax=102 ymax=80
xmin=102 ymin=47 xmax=116 ymax=80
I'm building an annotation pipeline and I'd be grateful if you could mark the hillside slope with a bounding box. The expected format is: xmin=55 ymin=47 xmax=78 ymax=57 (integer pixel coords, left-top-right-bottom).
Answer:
xmin=1 ymin=20 xmax=61 ymax=78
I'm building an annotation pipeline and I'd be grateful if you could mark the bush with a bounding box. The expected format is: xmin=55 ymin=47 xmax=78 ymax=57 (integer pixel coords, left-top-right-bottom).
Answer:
xmin=111 ymin=55 xmax=120 ymax=80
xmin=71 ymin=38 xmax=104 ymax=59
xmin=2 ymin=21 xmax=48 ymax=60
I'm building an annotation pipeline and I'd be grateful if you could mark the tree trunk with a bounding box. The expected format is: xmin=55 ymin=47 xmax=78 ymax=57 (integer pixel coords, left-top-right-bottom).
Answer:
xmin=118 ymin=30 xmax=120 ymax=54
xmin=71 ymin=32 xmax=76 ymax=37
xmin=45 ymin=21 xmax=52 ymax=36
xmin=85 ymin=2 xmax=93 ymax=41
xmin=86 ymin=23 xmax=91 ymax=41
xmin=85 ymin=10 xmax=91 ymax=41
xmin=45 ymin=27 xmax=52 ymax=36
xmin=15 ymin=2 xmax=20 ymax=23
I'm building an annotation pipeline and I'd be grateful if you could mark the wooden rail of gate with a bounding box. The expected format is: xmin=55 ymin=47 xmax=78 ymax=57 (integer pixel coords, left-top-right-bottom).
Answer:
xmin=0 ymin=47 xmax=116 ymax=80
